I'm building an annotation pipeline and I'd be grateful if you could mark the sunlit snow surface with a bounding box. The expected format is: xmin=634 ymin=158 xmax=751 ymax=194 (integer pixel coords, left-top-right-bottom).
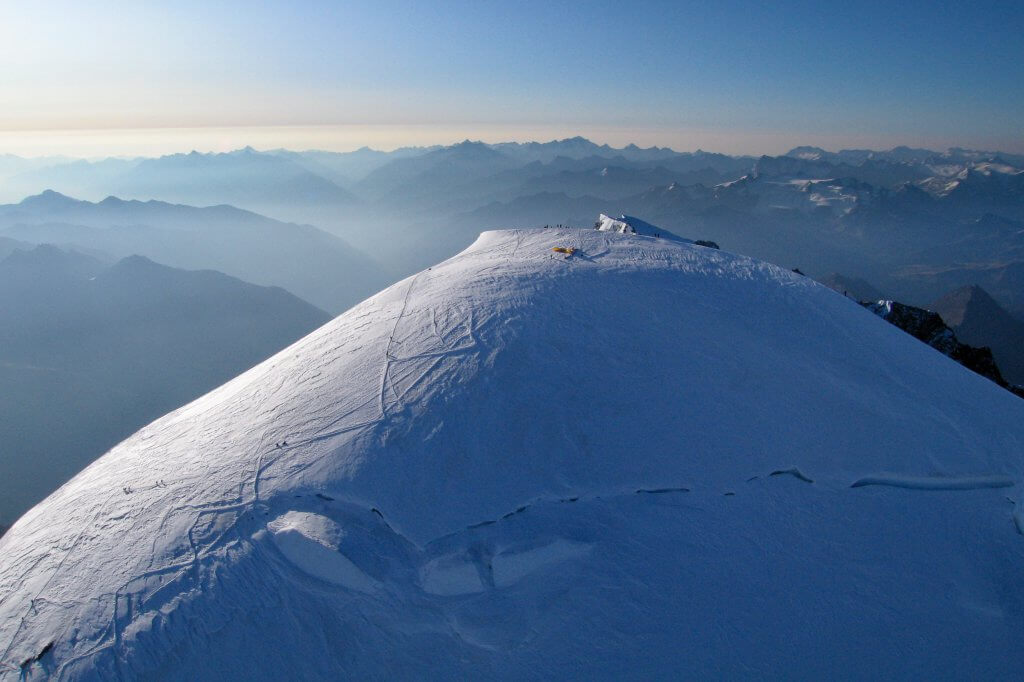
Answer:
xmin=2 ymin=228 xmax=1024 ymax=679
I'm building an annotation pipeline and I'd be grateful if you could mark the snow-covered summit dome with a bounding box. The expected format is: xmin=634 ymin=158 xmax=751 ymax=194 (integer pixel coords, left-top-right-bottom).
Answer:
xmin=2 ymin=227 xmax=1024 ymax=678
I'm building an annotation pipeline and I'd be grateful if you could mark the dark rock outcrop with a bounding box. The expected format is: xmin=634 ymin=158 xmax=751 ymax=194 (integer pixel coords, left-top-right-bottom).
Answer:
xmin=864 ymin=299 xmax=1022 ymax=398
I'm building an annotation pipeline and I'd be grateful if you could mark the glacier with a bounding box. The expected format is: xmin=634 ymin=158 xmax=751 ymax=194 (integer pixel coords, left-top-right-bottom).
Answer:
xmin=2 ymin=227 xmax=1024 ymax=679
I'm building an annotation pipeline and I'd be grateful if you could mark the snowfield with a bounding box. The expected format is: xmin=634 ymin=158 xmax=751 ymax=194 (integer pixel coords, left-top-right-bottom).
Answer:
xmin=2 ymin=227 xmax=1024 ymax=679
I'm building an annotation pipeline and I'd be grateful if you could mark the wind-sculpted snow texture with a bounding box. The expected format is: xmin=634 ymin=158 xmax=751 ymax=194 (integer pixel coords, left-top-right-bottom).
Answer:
xmin=2 ymin=228 xmax=1024 ymax=679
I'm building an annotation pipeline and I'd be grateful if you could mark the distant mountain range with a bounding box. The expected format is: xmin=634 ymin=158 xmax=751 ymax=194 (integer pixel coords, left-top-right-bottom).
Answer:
xmin=0 ymin=244 xmax=331 ymax=528
xmin=2 ymin=137 xmax=1022 ymax=314
xmin=0 ymin=147 xmax=354 ymax=210
xmin=0 ymin=190 xmax=387 ymax=313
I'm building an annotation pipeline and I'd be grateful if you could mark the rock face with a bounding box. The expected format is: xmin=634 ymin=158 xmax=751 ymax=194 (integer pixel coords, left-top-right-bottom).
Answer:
xmin=864 ymin=299 xmax=1020 ymax=396
xmin=2 ymin=228 xmax=1024 ymax=679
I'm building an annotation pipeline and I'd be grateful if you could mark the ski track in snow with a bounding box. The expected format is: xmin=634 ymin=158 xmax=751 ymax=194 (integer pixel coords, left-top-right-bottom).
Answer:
xmin=9 ymin=239 xmax=503 ymax=675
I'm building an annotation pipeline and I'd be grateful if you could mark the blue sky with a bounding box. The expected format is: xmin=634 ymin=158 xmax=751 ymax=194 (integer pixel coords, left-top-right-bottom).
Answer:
xmin=0 ymin=0 xmax=1021 ymax=155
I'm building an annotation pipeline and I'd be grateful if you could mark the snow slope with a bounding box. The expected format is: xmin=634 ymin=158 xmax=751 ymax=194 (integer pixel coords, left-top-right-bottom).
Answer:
xmin=2 ymin=227 xmax=1024 ymax=679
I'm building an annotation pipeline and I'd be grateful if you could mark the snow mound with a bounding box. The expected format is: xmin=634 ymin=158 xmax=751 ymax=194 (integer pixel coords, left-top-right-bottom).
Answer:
xmin=595 ymin=213 xmax=687 ymax=241
xmin=2 ymin=227 xmax=1024 ymax=679
xmin=265 ymin=511 xmax=376 ymax=592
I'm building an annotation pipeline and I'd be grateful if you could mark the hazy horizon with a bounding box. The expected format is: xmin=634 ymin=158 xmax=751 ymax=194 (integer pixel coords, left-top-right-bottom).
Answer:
xmin=2 ymin=124 xmax=1022 ymax=161
xmin=3 ymin=0 xmax=1021 ymax=159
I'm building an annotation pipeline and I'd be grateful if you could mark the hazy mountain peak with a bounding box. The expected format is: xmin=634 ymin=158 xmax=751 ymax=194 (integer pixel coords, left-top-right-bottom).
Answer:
xmin=931 ymin=285 xmax=1024 ymax=385
xmin=932 ymin=284 xmax=1003 ymax=327
xmin=436 ymin=140 xmax=505 ymax=159
xmin=0 ymin=243 xmax=105 ymax=278
xmin=786 ymin=145 xmax=829 ymax=159
xmin=18 ymin=189 xmax=80 ymax=209
xmin=2 ymin=242 xmax=67 ymax=265
xmin=109 ymin=252 xmax=161 ymax=270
